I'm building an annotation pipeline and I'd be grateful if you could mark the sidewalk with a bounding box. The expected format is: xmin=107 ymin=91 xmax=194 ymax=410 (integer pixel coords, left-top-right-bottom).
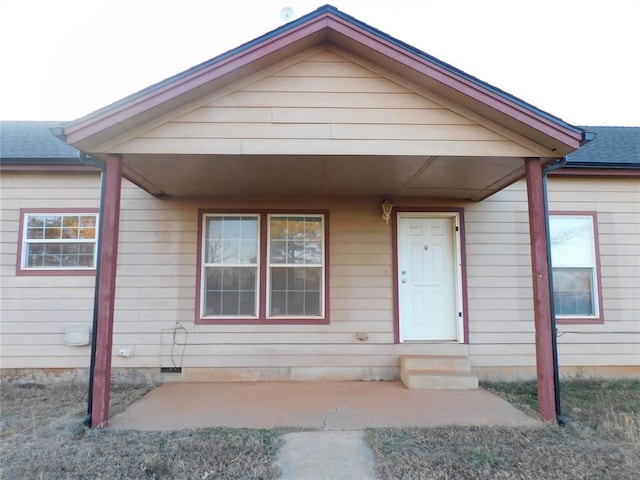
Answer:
xmin=277 ymin=431 xmax=376 ymax=480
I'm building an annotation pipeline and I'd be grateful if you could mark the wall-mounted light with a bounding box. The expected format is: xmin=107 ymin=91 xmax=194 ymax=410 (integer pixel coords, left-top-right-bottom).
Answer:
xmin=381 ymin=200 xmax=394 ymax=224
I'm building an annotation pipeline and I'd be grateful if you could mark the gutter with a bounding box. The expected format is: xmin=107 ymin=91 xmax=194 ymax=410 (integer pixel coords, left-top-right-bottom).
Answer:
xmin=580 ymin=131 xmax=597 ymax=146
xmin=561 ymin=162 xmax=640 ymax=170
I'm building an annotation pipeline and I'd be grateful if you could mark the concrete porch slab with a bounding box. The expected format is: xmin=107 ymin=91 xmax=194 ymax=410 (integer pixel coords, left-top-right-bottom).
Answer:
xmin=109 ymin=381 xmax=539 ymax=431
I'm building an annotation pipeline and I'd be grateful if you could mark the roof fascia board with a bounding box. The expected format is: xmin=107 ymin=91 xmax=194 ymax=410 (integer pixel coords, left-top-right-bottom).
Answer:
xmin=0 ymin=163 xmax=97 ymax=172
xmin=551 ymin=167 xmax=640 ymax=177
xmin=0 ymin=158 xmax=83 ymax=165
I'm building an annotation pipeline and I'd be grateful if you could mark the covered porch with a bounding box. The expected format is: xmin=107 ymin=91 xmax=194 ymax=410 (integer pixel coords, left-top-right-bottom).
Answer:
xmin=60 ymin=5 xmax=586 ymax=427
xmin=109 ymin=381 xmax=539 ymax=430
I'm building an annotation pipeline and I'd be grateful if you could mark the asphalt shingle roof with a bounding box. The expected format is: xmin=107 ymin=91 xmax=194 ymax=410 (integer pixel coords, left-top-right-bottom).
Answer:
xmin=0 ymin=121 xmax=78 ymax=160
xmin=1 ymin=121 xmax=638 ymax=168
xmin=566 ymin=126 xmax=640 ymax=167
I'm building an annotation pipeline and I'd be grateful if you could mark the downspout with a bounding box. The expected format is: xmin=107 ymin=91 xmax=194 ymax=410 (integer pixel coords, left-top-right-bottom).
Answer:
xmin=541 ymin=157 xmax=566 ymax=426
xmin=50 ymin=126 xmax=107 ymax=427
xmin=80 ymin=153 xmax=107 ymax=428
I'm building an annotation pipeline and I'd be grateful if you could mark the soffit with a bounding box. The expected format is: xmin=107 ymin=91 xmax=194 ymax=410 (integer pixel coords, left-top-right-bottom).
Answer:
xmin=122 ymin=153 xmax=524 ymax=201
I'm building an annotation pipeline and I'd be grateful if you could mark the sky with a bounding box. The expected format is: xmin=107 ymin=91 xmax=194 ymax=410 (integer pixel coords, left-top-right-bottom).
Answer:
xmin=1 ymin=0 xmax=639 ymax=126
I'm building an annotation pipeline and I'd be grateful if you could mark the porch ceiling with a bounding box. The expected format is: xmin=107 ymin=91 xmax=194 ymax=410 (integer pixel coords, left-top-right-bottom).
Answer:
xmin=122 ymin=153 xmax=525 ymax=200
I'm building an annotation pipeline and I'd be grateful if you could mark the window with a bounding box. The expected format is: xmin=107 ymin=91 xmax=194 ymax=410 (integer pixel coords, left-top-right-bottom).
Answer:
xmin=202 ymin=215 xmax=259 ymax=317
xmin=549 ymin=213 xmax=603 ymax=323
xmin=269 ymin=215 xmax=323 ymax=317
xmin=17 ymin=210 xmax=99 ymax=276
xmin=198 ymin=211 xmax=327 ymax=324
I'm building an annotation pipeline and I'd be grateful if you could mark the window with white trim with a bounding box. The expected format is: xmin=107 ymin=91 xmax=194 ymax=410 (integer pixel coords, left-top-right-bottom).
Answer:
xmin=202 ymin=215 xmax=259 ymax=317
xmin=268 ymin=215 xmax=323 ymax=317
xmin=549 ymin=214 xmax=600 ymax=319
xmin=20 ymin=213 xmax=98 ymax=271
xmin=199 ymin=212 xmax=326 ymax=323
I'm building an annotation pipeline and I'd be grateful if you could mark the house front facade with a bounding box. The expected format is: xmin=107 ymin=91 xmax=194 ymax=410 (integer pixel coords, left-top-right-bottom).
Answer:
xmin=1 ymin=6 xmax=638 ymax=425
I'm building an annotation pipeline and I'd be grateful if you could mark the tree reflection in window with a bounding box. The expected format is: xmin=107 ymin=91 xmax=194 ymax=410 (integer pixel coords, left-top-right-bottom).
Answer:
xmin=269 ymin=216 xmax=323 ymax=316
xmin=24 ymin=214 xmax=97 ymax=269
xmin=203 ymin=216 xmax=258 ymax=316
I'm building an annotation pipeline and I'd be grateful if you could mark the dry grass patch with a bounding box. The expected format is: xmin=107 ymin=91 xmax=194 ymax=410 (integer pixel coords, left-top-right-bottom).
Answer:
xmin=367 ymin=379 xmax=640 ymax=480
xmin=485 ymin=378 xmax=640 ymax=444
xmin=1 ymin=382 xmax=282 ymax=480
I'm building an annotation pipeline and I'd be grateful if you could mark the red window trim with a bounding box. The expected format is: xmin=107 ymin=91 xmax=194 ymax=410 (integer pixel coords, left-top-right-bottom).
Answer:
xmin=195 ymin=209 xmax=330 ymax=325
xmin=550 ymin=211 xmax=604 ymax=325
xmin=16 ymin=208 xmax=99 ymax=277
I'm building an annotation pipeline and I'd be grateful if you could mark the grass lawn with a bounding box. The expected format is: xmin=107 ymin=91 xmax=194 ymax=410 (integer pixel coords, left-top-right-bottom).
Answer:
xmin=367 ymin=379 xmax=640 ymax=479
xmin=0 ymin=383 xmax=282 ymax=479
xmin=1 ymin=379 xmax=638 ymax=479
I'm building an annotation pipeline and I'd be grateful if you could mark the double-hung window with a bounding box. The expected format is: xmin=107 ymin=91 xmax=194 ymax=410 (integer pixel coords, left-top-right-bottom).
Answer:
xmin=198 ymin=211 xmax=327 ymax=324
xmin=17 ymin=210 xmax=99 ymax=275
xmin=202 ymin=215 xmax=259 ymax=317
xmin=549 ymin=213 xmax=603 ymax=323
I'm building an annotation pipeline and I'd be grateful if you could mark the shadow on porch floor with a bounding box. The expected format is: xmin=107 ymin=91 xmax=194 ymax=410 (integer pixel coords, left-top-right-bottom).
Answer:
xmin=109 ymin=381 xmax=539 ymax=430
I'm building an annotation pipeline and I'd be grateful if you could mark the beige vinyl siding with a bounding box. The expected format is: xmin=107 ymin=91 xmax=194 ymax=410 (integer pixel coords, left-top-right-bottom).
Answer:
xmin=103 ymin=49 xmax=542 ymax=158
xmin=1 ymin=170 xmax=638 ymax=379
xmin=465 ymin=176 xmax=640 ymax=378
xmin=0 ymin=172 xmax=101 ymax=369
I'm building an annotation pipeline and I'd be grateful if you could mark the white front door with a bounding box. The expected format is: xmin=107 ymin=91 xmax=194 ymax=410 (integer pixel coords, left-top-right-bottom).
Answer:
xmin=398 ymin=214 xmax=460 ymax=342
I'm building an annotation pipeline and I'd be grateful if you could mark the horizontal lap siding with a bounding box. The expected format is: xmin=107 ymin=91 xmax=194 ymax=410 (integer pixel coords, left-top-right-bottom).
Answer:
xmin=2 ymin=172 xmax=637 ymax=378
xmin=0 ymin=172 xmax=101 ymax=368
xmin=114 ymin=49 xmax=538 ymax=158
xmin=110 ymin=195 xmax=414 ymax=375
xmin=1 ymin=180 xmax=405 ymax=373
xmin=465 ymin=177 xmax=640 ymax=372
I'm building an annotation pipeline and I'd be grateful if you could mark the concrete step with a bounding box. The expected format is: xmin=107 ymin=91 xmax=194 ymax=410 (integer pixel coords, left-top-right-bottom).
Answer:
xmin=400 ymin=355 xmax=478 ymax=390
xmin=401 ymin=355 xmax=472 ymax=374
xmin=401 ymin=371 xmax=479 ymax=390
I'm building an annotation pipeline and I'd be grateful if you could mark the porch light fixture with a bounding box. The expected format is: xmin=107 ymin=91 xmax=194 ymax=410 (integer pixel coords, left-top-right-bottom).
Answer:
xmin=381 ymin=200 xmax=394 ymax=224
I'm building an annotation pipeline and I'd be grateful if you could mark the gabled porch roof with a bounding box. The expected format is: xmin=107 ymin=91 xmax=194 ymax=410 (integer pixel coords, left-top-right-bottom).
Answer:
xmin=63 ymin=5 xmax=575 ymax=427
xmin=62 ymin=5 xmax=586 ymax=201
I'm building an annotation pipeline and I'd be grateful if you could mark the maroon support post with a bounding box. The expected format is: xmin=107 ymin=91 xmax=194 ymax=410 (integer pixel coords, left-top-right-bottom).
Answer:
xmin=525 ymin=157 xmax=557 ymax=422
xmin=91 ymin=154 xmax=123 ymax=428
